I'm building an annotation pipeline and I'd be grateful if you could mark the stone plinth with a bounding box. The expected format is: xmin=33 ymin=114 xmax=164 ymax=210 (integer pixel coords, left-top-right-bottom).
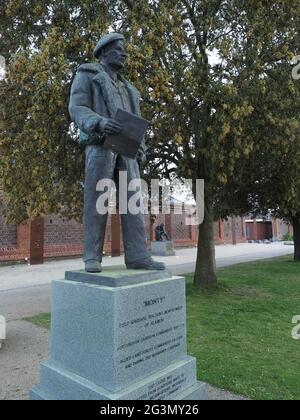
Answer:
xmin=151 ymin=241 xmax=176 ymax=257
xmin=31 ymin=268 xmax=205 ymax=400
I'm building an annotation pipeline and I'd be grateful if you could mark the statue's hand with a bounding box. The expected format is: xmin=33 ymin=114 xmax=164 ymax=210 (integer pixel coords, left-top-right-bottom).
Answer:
xmin=99 ymin=118 xmax=122 ymax=135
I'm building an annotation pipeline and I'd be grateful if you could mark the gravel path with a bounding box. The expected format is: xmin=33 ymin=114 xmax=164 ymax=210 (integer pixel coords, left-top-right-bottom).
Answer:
xmin=0 ymin=320 xmax=49 ymax=400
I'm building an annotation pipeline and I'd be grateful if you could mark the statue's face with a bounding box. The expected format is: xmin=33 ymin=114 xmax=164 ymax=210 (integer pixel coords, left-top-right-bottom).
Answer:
xmin=102 ymin=40 xmax=127 ymax=71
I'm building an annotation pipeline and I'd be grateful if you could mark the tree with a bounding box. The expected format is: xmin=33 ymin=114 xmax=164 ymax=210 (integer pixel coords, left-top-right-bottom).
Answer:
xmin=217 ymin=61 xmax=300 ymax=261
xmin=0 ymin=0 xmax=112 ymax=223
xmin=118 ymin=0 xmax=300 ymax=286
xmin=255 ymin=63 xmax=300 ymax=262
xmin=1 ymin=0 xmax=299 ymax=286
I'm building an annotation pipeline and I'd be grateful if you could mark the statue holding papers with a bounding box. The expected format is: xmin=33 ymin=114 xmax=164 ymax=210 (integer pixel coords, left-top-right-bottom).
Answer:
xmin=69 ymin=33 xmax=165 ymax=273
xmin=104 ymin=109 xmax=150 ymax=159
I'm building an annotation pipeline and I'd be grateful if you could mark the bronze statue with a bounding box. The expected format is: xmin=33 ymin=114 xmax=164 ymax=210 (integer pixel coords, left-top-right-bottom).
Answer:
xmin=69 ymin=33 xmax=165 ymax=273
xmin=155 ymin=224 xmax=170 ymax=242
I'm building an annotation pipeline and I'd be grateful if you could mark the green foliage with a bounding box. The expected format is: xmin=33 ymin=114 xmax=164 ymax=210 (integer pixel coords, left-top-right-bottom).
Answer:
xmin=0 ymin=0 xmax=112 ymax=222
xmin=217 ymin=61 xmax=300 ymax=220
xmin=215 ymin=45 xmax=300 ymax=260
xmin=118 ymin=0 xmax=300 ymax=283
xmin=121 ymin=0 xmax=299 ymax=188
xmin=283 ymin=233 xmax=294 ymax=242
xmin=1 ymin=0 xmax=300 ymax=280
xmin=1 ymin=1 xmax=299 ymax=224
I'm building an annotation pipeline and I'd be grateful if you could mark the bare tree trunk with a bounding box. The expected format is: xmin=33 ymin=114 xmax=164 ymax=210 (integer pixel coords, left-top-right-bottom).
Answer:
xmin=193 ymin=188 xmax=217 ymax=288
xmin=292 ymin=217 xmax=300 ymax=261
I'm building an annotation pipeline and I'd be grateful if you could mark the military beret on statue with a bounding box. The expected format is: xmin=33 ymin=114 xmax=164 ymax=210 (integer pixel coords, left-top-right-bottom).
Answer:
xmin=93 ymin=33 xmax=125 ymax=58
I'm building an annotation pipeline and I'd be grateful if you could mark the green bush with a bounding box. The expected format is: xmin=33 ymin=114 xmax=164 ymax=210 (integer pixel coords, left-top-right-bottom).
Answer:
xmin=283 ymin=233 xmax=294 ymax=241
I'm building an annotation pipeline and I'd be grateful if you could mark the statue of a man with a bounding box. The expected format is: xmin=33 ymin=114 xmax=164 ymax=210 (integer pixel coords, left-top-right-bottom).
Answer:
xmin=155 ymin=224 xmax=170 ymax=242
xmin=69 ymin=33 xmax=165 ymax=273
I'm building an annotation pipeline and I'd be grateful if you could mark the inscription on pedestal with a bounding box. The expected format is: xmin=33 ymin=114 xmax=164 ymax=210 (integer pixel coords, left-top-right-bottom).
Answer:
xmin=31 ymin=274 xmax=204 ymax=401
xmin=137 ymin=372 xmax=188 ymax=400
xmin=118 ymin=316 xmax=185 ymax=369
xmin=115 ymin=280 xmax=187 ymax=384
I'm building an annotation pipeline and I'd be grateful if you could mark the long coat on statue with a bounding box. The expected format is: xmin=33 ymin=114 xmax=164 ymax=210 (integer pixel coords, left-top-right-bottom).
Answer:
xmin=69 ymin=63 xmax=145 ymax=155
xmin=68 ymin=63 xmax=150 ymax=266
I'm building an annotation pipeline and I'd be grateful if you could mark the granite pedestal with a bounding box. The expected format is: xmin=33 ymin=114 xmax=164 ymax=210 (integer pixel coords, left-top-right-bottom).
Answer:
xmin=31 ymin=267 xmax=205 ymax=400
xmin=151 ymin=241 xmax=176 ymax=257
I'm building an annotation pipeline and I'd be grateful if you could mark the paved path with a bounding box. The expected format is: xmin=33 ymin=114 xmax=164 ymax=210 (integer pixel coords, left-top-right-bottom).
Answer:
xmin=0 ymin=242 xmax=293 ymax=292
xmin=0 ymin=243 xmax=292 ymax=400
xmin=0 ymin=243 xmax=293 ymax=321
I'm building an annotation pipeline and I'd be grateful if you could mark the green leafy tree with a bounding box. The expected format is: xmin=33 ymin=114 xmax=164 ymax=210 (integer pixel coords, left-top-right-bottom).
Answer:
xmin=0 ymin=0 xmax=112 ymax=223
xmin=217 ymin=61 xmax=300 ymax=260
xmin=1 ymin=0 xmax=299 ymax=287
xmin=119 ymin=0 xmax=299 ymax=286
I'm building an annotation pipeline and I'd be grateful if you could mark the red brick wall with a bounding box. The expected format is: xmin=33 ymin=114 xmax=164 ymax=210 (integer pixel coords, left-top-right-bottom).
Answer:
xmin=234 ymin=217 xmax=247 ymax=243
xmin=0 ymin=200 xmax=17 ymax=247
xmin=213 ymin=217 xmax=246 ymax=245
xmin=172 ymin=214 xmax=192 ymax=241
xmin=43 ymin=214 xmax=115 ymax=258
xmin=0 ymin=198 xmax=20 ymax=261
xmin=223 ymin=219 xmax=233 ymax=243
xmin=43 ymin=215 xmax=82 ymax=258
xmin=0 ymin=210 xmax=246 ymax=263
xmin=246 ymin=221 xmax=273 ymax=241
xmin=44 ymin=215 xmax=83 ymax=246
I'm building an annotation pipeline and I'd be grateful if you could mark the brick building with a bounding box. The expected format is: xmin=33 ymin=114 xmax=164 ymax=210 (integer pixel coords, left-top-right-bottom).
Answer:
xmin=0 ymin=192 xmax=246 ymax=263
xmin=245 ymin=218 xmax=293 ymax=241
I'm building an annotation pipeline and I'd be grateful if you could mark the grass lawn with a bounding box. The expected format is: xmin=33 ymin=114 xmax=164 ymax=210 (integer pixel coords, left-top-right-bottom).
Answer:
xmin=186 ymin=256 xmax=300 ymax=400
xmin=25 ymin=256 xmax=300 ymax=400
